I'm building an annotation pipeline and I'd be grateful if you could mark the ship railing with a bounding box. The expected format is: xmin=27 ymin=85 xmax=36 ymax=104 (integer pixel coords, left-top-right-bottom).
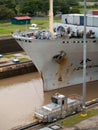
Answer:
xmin=62 ymin=37 xmax=97 ymax=44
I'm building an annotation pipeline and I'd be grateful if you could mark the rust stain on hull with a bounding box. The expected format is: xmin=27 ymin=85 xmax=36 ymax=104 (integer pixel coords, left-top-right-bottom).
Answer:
xmin=56 ymin=57 xmax=68 ymax=82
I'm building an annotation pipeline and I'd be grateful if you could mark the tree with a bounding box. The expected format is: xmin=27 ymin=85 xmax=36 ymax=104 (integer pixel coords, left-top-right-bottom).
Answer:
xmin=0 ymin=0 xmax=16 ymax=19
xmin=19 ymin=0 xmax=49 ymax=16
xmin=19 ymin=0 xmax=38 ymax=16
xmin=0 ymin=0 xmax=81 ymax=19
xmin=0 ymin=5 xmax=15 ymax=20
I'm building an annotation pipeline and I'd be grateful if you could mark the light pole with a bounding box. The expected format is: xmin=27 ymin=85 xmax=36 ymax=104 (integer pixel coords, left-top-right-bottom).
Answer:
xmin=81 ymin=0 xmax=87 ymax=116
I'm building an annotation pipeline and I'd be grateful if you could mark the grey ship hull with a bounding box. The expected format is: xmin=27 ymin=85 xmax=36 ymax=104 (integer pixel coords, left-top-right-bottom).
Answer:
xmin=13 ymin=35 xmax=98 ymax=91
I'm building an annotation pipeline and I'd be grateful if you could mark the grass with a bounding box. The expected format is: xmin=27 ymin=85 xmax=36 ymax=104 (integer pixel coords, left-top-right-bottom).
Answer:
xmin=3 ymin=53 xmax=30 ymax=62
xmin=0 ymin=18 xmax=61 ymax=36
xmin=21 ymin=52 xmax=27 ymax=55
xmin=3 ymin=54 xmax=16 ymax=58
xmin=0 ymin=24 xmax=30 ymax=36
xmin=19 ymin=58 xmax=30 ymax=62
xmin=60 ymin=109 xmax=98 ymax=128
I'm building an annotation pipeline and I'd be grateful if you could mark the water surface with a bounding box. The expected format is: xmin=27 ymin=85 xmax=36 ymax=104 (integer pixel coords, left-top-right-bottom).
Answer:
xmin=0 ymin=72 xmax=98 ymax=130
xmin=0 ymin=73 xmax=44 ymax=130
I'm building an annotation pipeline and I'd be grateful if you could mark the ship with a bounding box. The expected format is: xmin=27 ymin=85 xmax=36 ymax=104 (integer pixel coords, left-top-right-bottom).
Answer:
xmin=12 ymin=1 xmax=98 ymax=91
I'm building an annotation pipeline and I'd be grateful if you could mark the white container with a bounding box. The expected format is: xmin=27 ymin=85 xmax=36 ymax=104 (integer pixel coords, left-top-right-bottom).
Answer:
xmin=87 ymin=15 xmax=93 ymax=26
xmin=62 ymin=14 xmax=68 ymax=24
xmin=73 ymin=14 xmax=80 ymax=25
xmin=67 ymin=14 xmax=74 ymax=24
xmin=93 ymin=16 xmax=98 ymax=26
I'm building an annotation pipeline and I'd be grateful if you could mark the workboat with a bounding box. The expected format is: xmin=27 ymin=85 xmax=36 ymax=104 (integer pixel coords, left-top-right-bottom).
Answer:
xmin=12 ymin=1 xmax=98 ymax=91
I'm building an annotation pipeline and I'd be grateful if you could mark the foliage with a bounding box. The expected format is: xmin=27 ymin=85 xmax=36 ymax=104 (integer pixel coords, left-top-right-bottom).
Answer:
xmin=19 ymin=0 xmax=49 ymax=16
xmin=0 ymin=0 xmax=16 ymax=19
xmin=0 ymin=5 xmax=16 ymax=20
xmin=0 ymin=0 xmax=97 ymax=20
xmin=0 ymin=0 xmax=80 ymax=20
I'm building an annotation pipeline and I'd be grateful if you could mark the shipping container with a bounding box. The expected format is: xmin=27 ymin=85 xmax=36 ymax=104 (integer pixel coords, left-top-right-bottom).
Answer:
xmin=93 ymin=16 xmax=98 ymax=26
xmin=80 ymin=16 xmax=84 ymax=25
xmin=87 ymin=15 xmax=93 ymax=26
xmin=73 ymin=14 xmax=80 ymax=25
xmin=62 ymin=14 xmax=68 ymax=24
xmin=62 ymin=13 xmax=98 ymax=26
xmin=62 ymin=14 xmax=84 ymax=25
xmin=92 ymin=10 xmax=98 ymax=15
xmin=67 ymin=14 xmax=74 ymax=24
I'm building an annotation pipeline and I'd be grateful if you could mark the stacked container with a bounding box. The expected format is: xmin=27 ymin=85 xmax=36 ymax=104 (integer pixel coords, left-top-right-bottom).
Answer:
xmin=87 ymin=15 xmax=98 ymax=26
xmin=87 ymin=15 xmax=93 ymax=26
xmin=62 ymin=14 xmax=84 ymax=25
xmin=62 ymin=13 xmax=98 ymax=27
xmin=93 ymin=15 xmax=98 ymax=26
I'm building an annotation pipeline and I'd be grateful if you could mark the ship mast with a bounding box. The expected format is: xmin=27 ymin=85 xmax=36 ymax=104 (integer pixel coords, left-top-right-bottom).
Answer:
xmin=49 ymin=0 xmax=54 ymax=36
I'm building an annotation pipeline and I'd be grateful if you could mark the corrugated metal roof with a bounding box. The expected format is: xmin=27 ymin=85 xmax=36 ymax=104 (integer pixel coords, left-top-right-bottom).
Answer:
xmin=14 ymin=16 xmax=31 ymax=20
